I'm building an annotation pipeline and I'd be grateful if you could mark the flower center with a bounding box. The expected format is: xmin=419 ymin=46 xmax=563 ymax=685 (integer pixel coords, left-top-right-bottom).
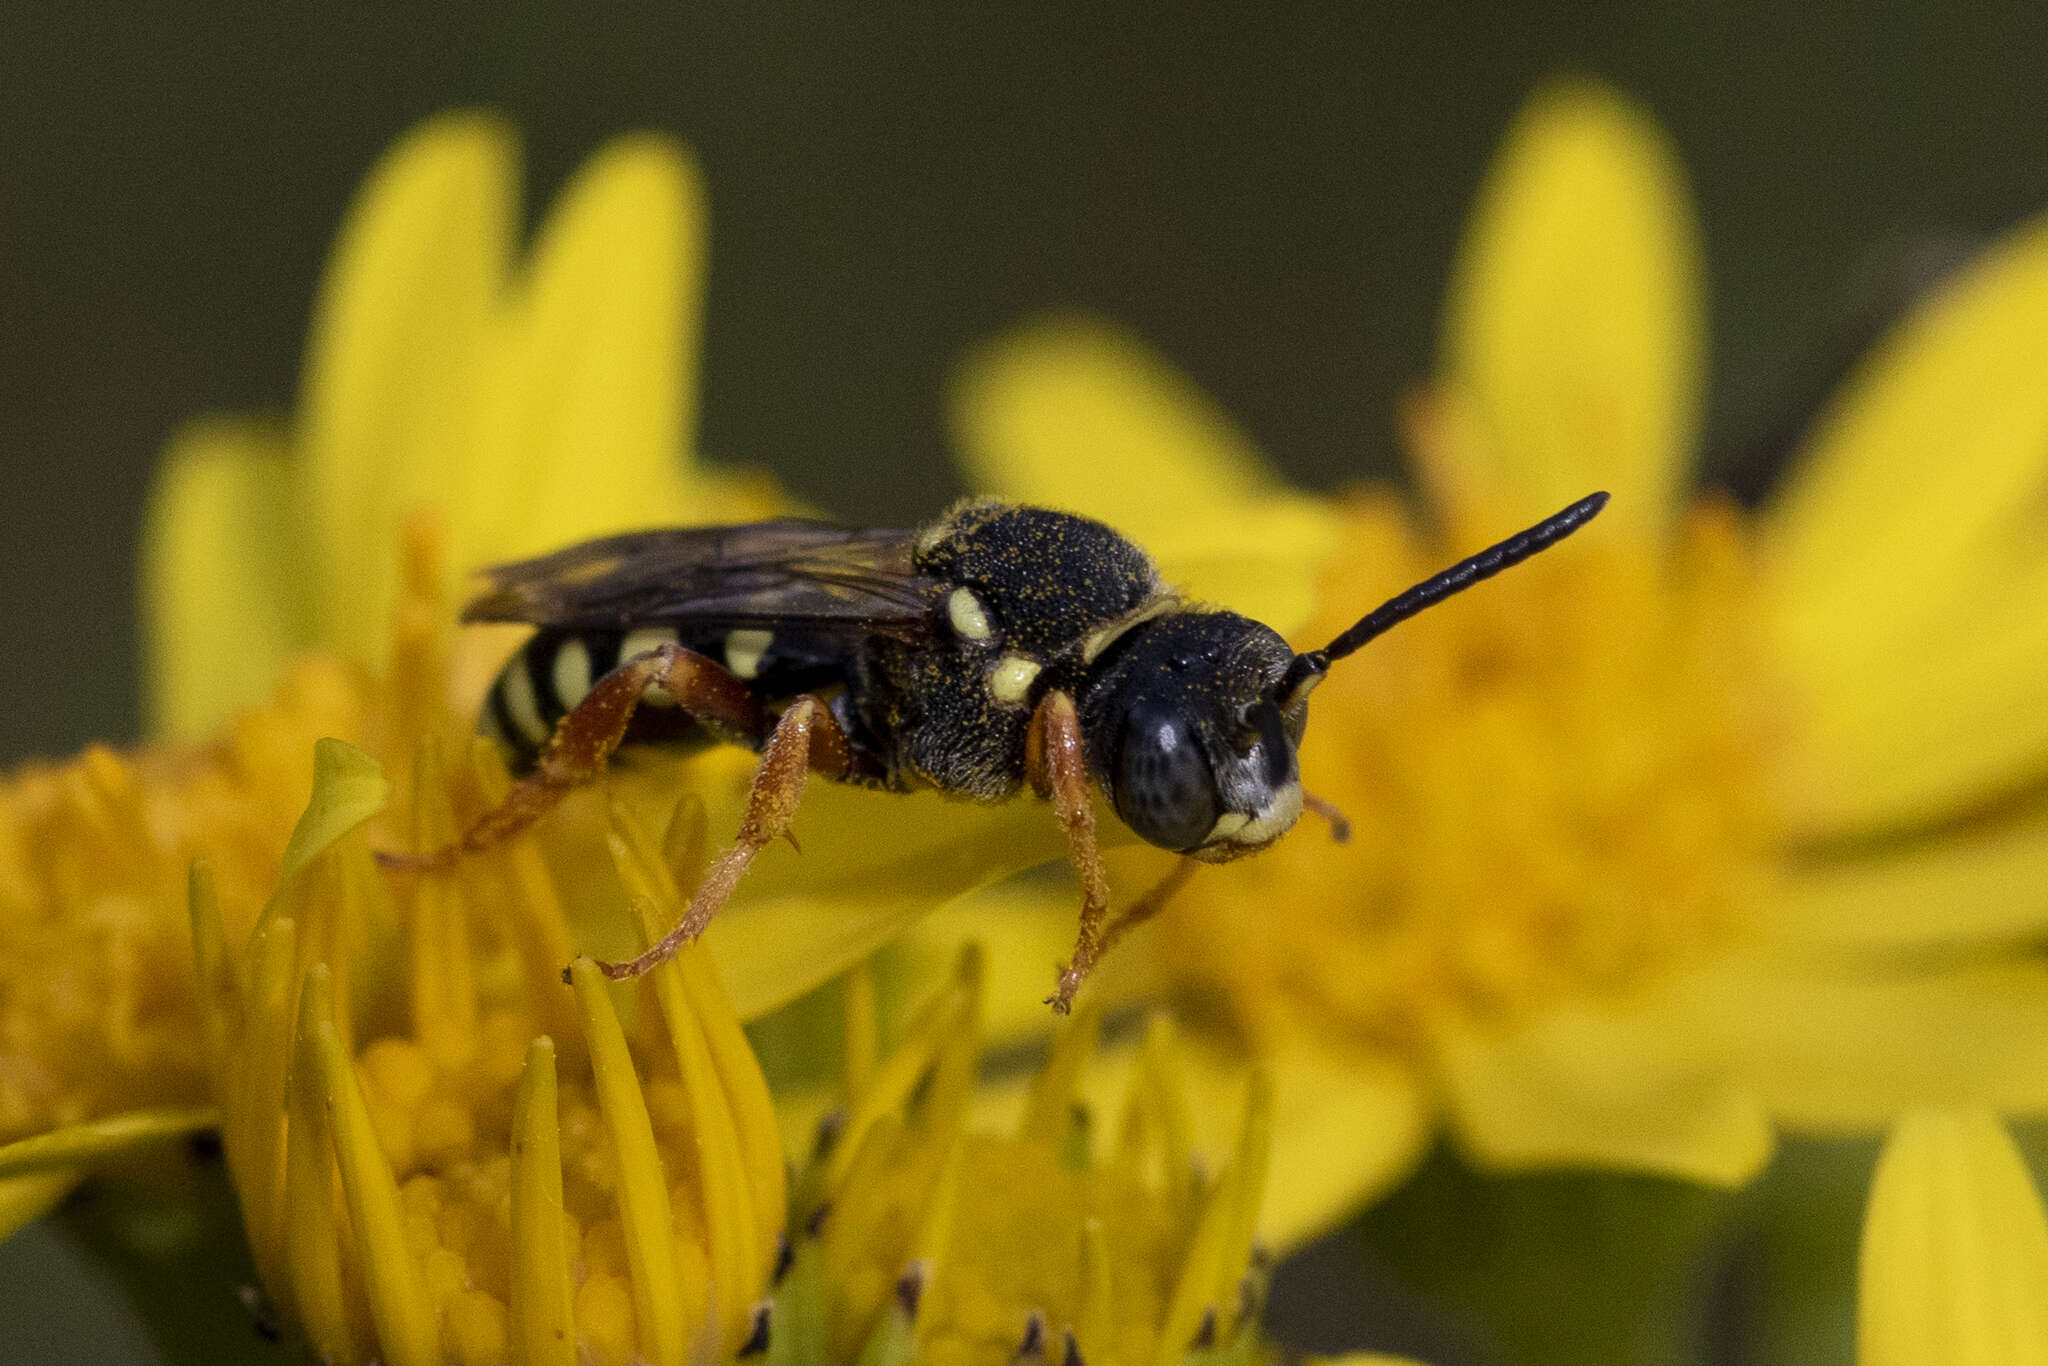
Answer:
xmin=1162 ymin=492 xmax=1782 ymax=1055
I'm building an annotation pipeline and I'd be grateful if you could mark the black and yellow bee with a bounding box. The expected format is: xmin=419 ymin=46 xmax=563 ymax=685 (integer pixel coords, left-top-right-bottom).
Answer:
xmin=400 ymin=491 xmax=1608 ymax=1010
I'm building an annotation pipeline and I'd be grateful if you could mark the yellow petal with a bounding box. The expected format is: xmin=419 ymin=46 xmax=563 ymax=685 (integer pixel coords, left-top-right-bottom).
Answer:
xmin=0 ymin=1106 xmax=216 ymax=1179
xmin=1860 ymin=1111 xmax=2048 ymax=1366
xmin=1439 ymin=81 xmax=1703 ymax=536
xmin=0 ymin=1169 xmax=81 ymax=1242
xmin=701 ymin=785 xmax=1085 ymax=1019
xmin=1762 ymin=213 xmax=2048 ymax=834
xmin=298 ymin=111 xmax=516 ymax=663
xmin=1768 ymin=806 xmax=2048 ymax=953
xmin=474 ymin=134 xmax=703 ymax=571
xmin=1659 ymin=956 xmax=2048 ymax=1131
xmin=1436 ymin=1007 xmax=1774 ymax=1187
xmin=272 ymin=738 xmax=390 ymax=898
xmin=949 ymin=314 xmax=1338 ymax=616
xmin=141 ymin=418 xmax=300 ymax=737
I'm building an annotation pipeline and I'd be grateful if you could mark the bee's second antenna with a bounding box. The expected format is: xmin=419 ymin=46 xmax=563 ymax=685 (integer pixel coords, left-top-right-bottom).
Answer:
xmin=1282 ymin=490 xmax=1610 ymax=693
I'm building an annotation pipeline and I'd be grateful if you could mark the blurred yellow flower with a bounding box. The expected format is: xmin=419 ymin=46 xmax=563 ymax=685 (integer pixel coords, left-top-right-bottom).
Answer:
xmin=793 ymin=949 xmax=1275 ymax=1366
xmin=1858 ymin=1110 xmax=2048 ymax=1365
xmin=936 ymin=80 xmax=2048 ymax=1243
xmin=144 ymin=112 xmax=771 ymax=738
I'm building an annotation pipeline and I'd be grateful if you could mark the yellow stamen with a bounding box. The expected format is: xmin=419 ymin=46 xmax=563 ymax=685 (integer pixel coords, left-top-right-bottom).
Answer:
xmin=406 ymin=738 xmax=478 ymax=1067
xmin=284 ymin=960 xmax=361 ymax=1363
xmin=842 ymin=958 xmax=879 ymax=1107
xmin=309 ymin=963 xmax=440 ymax=1366
xmin=569 ymin=957 xmax=688 ymax=1366
xmin=510 ymin=1036 xmax=578 ymax=1366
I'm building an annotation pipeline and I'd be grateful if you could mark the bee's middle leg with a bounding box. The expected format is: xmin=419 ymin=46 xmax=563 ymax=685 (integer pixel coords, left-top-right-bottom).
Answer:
xmin=381 ymin=644 xmax=766 ymax=869
xmin=591 ymin=693 xmax=854 ymax=981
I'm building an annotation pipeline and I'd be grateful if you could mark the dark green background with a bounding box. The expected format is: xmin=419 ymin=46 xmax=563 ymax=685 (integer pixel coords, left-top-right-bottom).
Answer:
xmin=4 ymin=4 xmax=2046 ymax=1363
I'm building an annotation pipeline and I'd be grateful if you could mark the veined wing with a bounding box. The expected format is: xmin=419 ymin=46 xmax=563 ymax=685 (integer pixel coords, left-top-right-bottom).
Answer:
xmin=462 ymin=520 xmax=939 ymax=641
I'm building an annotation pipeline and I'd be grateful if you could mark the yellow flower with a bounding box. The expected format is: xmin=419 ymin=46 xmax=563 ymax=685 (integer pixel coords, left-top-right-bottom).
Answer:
xmin=933 ymin=79 xmax=2048 ymax=1244
xmin=792 ymin=948 xmax=1275 ymax=1366
xmin=166 ymin=714 xmax=1320 ymax=1366
xmin=1858 ymin=1110 xmax=2048 ymax=1365
xmin=189 ymin=734 xmax=786 ymax=1366
xmin=144 ymin=112 xmax=771 ymax=739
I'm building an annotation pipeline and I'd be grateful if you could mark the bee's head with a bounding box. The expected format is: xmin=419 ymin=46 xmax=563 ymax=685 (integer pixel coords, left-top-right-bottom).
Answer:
xmin=1089 ymin=491 xmax=1614 ymax=861
xmin=1094 ymin=614 xmax=1307 ymax=860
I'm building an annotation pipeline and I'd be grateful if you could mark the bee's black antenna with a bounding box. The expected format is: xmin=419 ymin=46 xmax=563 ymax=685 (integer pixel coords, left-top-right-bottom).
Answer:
xmin=1281 ymin=491 xmax=1610 ymax=693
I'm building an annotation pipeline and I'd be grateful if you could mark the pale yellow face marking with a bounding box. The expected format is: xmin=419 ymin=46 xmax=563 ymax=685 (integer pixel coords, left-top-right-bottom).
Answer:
xmin=621 ymin=625 xmax=681 ymax=705
xmin=725 ymin=629 xmax=774 ymax=680
xmin=1080 ymin=595 xmax=1177 ymax=664
xmin=1206 ymin=781 xmax=1304 ymax=847
xmin=948 ymin=587 xmax=994 ymax=641
xmin=987 ymin=654 xmax=1042 ymax=705
xmin=551 ymin=636 xmax=593 ymax=710
xmin=500 ymin=656 xmax=547 ymax=744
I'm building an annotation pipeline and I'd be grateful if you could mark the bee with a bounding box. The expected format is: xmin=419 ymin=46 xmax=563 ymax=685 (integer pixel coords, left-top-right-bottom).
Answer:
xmin=396 ymin=491 xmax=1608 ymax=1011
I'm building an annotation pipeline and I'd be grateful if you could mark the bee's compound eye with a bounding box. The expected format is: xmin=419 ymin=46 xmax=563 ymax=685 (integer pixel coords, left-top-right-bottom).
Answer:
xmin=1113 ymin=708 xmax=1220 ymax=851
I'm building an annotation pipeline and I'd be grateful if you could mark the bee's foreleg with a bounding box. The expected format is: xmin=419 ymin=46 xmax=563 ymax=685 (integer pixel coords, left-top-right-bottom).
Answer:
xmin=380 ymin=644 xmax=765 ymax=870
xmin=1094 ymin=856 xmax=1200 ymax=964
xmin=590 ymin=693 xmax=853 ymax=981
xmin=1303 ymin=791 xmax=1352 ymax=843
xmin=1028 ymin=690 xmax=1112 ymax=1015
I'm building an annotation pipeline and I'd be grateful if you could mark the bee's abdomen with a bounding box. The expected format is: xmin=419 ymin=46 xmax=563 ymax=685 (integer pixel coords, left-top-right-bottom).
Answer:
xmin=481 ymin=625 xmax=707 ymax=771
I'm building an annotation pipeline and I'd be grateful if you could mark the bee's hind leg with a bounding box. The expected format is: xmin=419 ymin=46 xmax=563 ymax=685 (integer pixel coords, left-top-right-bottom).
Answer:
xmin=379 ymin=644 xmax=766 ymax=870
xmin=590 ymin=693 xmax=854 ymax=981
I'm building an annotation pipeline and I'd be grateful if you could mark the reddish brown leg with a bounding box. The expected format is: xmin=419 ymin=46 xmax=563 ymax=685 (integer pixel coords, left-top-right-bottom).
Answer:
xmin=1028 ymin=690 xmax=1112 ymax=1015
xmin=380 ymin=644 xmax=766 ymax=870
xmin=1303 ymin=791 xmax=1352 ymax=843
xmin=591 ymin=694 xmax=854 ymax=981
xmin=1093 ymin=856 xmax=1200 ymax=964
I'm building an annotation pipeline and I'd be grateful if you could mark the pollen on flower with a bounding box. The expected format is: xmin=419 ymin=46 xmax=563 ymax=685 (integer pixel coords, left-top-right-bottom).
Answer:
xmin=1165 ymin=483 xmax=1781 ymax=1053
xmin=196 ymin=733 xmax=784 ymax=1366
xmin=0 ymin=659 xmax=363 ymax=1144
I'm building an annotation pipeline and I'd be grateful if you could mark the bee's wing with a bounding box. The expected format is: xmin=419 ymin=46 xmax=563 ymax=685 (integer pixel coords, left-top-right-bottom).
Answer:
xmin=461 ymin=520 xmax=940 ymax=641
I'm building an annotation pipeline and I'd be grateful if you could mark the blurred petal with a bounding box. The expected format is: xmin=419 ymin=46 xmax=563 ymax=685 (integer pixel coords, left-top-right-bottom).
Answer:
xmin=1251 ymin=1041 xmax=1430 ymax=1245
xmin=0 ymin=1106 xmax=217 ymax=1240
xmin=298 ymin=112 xmax=516 ymax=663
xmin=950 ymin=315 xmax=1337 ymax=622
xmin=0 ymin=1106 xmax=215 ymax=1180
xmin=702 ymin=784 xmax=1097 ymax=1020
xmin=141 ymin=419 xmax=299 ymax=737
xmin=1763 ymin=214 xmax=2048 ymax=834
xmin=1860 ymin=1111 xmax=2048 ymax=1366
xmin=968 ymin=1026 xmax=1427 ymax=1250
xmin=477 ymin=134 xmax=705 ymax=569
xmin=1662 ymin=957 xmax=2048 ymax=1131
xmin=0 ymin=1169 xmax=79 ymax=1241
xmin=1437 ymin=1008 xmax=1773 ymax=1187
xmin=1769 ymin=806 xmax=2048 ymax=952
xmin=273 ymin=738 xmax=389 ymax=892
xmin=1439 ymin=81 xmax=1703 ymax=536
